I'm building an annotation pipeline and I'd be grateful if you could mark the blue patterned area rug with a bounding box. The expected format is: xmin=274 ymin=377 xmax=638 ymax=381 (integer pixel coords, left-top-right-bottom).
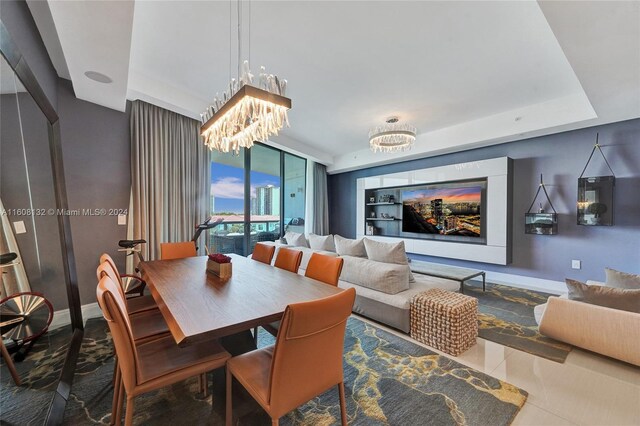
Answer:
xmin=2 ymin=316 xmax=527 ymax=425
xmin=466 ymin=282 xmax=572 ymax=363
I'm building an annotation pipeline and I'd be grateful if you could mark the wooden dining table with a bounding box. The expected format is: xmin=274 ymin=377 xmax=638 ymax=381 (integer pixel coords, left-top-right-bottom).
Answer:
xmin=140 ymin=254 xmax=342 ymax=346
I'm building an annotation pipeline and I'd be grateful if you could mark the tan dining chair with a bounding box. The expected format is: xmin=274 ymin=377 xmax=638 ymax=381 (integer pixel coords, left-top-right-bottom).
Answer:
xmin=227 ymin=287 xmax=356 ymax=426
xmin=260 ymin=253 xmax=346 ymax=340
xmin=160 ymin=241 xmax=197 ymax=260
xmin=100 ymin=253 xmax=156 ymax=314
xmin=99 ymin=253 xmax=146 ymax=297
xmin=273 ymin=247 xmax=303 ymax=273
xmin=304 ymin=253 xmax=344 ymax=287
xmin=97 ymin=275 xmax=231 ymax=426
xmin=251 ymin=243 xmax=276 ymax=265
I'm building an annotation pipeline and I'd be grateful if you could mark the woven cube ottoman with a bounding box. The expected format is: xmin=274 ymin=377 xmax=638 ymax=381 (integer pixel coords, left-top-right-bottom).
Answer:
xmin=410 ymin=288 xmax=478 ymax=356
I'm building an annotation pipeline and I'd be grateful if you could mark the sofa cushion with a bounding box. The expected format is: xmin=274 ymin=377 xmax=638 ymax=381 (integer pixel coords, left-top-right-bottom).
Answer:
xmin=334 ymin=235 xmax=367 ymax=258
xmin=307 ymin=233 xmax=336 ymax=252
xmin=363 ymin=238 xmax=416 ymax=283
xmin=566 ymin=279 xmax=640 ymax=314
xmin=340 ymin=255 xmax=409 ymax=294
xmin=283 ymin=231 xmax=308 ymax=248
xmin=605 ymin=268 xmax=640 ymax=290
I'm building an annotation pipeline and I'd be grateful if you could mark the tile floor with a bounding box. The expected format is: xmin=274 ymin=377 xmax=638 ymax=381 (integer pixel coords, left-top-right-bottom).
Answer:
xmin=355 ymin=315 xmax=640 ymax=426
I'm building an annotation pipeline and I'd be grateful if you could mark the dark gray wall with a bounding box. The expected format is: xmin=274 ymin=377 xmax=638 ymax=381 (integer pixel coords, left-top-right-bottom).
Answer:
xmin=58 ymin=80 xmax=131 ymax=305
xmin=328 ymin=119 xmax=640 ymax=284
xmin=0 ymin=0 xmax=58 ymax=108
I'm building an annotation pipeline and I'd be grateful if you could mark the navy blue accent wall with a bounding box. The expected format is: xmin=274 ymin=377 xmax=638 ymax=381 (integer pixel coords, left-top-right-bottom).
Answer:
xmin=328 ymin=119 xmax=640 ymax=284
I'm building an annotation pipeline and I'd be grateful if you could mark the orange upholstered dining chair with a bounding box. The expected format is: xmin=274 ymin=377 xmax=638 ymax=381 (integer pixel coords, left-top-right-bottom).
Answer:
xmin=273 ymin=247 xmax=303 ymax=273
xmin=160 ymin=241 xmax=197 ymax=260
xmin=226 ymin=287 xmax=356 ymax=426
xmin=99 ymin=253 xmax=156 ymax=314
xmin=99 ymin=253 xmax=145 ymax=297
xmin=251 ymin=242 xmax=276 ymax=265
xmin=97 ymin=275 xmax=230 ymax=426
xmin=305 ymin=253 xmax=344 ymax=287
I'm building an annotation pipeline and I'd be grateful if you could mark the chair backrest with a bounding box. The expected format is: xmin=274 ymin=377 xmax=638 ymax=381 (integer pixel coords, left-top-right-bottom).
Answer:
xmin=96 ymin=275 xmax=139 ymax=392
xmin=268 ymin=288 xmax=356 ymax=418
xmin=99 ymin=253 xmax=123 ymax=286
xmin=251 ymin=243 xmax=276 ymax=265
xmin=273 ymin=247 xmax=303 ymax=273
xmin=96 ymin=262 xmax=126 ymax=300
xmin=160 ymin=241 xmax=197 ymax=260
xmin=304 ymin=254 xmax=344 ymax=287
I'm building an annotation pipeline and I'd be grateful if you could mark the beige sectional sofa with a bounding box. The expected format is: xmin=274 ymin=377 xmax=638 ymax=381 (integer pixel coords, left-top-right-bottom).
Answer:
xmin=254 ymin=237 xmax=458 ymax=333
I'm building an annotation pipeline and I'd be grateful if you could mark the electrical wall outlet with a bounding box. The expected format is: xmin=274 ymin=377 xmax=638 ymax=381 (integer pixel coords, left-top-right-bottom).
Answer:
xmin=13 ymin=221 xmax=26 ymax=234
xmin=572 ymin=260 xmax=581 ymax=270
xmin=118 ymin=214 xmax=127 ymax=226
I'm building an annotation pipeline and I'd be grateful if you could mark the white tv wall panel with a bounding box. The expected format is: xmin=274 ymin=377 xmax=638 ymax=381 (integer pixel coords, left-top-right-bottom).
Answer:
xmin=356 ymin=157 xmax=512 ymax=265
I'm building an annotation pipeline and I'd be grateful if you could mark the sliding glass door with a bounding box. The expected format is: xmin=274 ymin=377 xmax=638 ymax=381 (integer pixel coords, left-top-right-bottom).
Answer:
xmin=209 ymin=144 xmax=306 ymax=256
xmin=249 ymin=145 xmax=281 ymax=254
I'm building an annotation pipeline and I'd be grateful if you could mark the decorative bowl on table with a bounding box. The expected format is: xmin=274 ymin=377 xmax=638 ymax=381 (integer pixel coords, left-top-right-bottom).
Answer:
xmin=207 ymin=253 xmax=232 ymax=278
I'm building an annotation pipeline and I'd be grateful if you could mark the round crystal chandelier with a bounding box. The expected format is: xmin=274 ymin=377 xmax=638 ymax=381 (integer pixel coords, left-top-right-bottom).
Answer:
xmin=369 ymin=117 xmax=417 ymax=153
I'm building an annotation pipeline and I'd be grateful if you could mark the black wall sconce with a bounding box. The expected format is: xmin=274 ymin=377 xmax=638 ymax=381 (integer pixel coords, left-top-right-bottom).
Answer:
xmin=525 ymin=174 xmax=558 ymax=235
xmin=577 ymin=134 xmax=615 ymax=226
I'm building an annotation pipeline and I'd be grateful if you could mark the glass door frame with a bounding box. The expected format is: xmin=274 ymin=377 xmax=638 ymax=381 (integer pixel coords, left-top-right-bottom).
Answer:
xmin=240 ymin=142 xmax=306 ymax=255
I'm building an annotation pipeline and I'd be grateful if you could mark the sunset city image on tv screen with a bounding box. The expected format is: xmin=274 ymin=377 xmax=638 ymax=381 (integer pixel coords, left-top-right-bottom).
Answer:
xmin=402 ymin=183 xmax=483 ymax=237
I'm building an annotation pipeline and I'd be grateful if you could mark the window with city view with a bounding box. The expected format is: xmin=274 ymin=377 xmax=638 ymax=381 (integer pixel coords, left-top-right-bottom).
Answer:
xmin=209 ymin=144 xmax=306 ymax=256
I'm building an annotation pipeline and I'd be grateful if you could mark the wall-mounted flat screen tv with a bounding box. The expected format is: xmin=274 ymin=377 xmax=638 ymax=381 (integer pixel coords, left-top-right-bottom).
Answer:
xmin=402 ymin=179 xmax=486 ymax=241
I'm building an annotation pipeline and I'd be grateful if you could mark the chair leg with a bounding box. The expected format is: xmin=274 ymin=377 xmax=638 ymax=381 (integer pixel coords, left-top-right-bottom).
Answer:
xmin=113 ymin=356 xmax=119 ymax=386
xmin=202 ymin=373 xmax=208 ymax=397
xmin=114 ymin=379 xmax=125 ymax=426
xmin=124 ymin=394 xmax=135 ymax=426
xmin=338 ymin=382 xmax=348 ymax=426
xmin=253 ymin=326 xmax=259 ymax=347
xmin=271 ymin=419 xmax=279 ymax=426
xmin=225 ymin=368 xmax=232 ymax=426
xmin=1 ymin=339 xmax=20 ymax=386
xmin=110 ymin=368 xmax=122 ymax=425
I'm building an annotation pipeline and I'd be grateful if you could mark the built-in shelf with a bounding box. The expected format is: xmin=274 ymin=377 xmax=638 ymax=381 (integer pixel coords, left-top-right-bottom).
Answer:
xmin=366 ymin=218 xmax=398 ymax=221
xmin=366 ymin=202 xmax=401 ymax=206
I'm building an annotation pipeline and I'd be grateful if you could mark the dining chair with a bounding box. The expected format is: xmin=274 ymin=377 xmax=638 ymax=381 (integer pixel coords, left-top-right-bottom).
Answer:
xmin=226 ymin=288 xmax=356 ymax=426
xmin=99 ymin=253 xmax=145 ymax=298
xmin=97 ymin=262 xmax=171 ymax=396
xmin=160 ymin=241 xmax=197 ymax=260
xmin=97 ymin=275 xmax=230 ymax=426
xmin=304 ymin=253 xmax=344 ymax=287
xmin=99 ymin=254 xmax=156 ymax=314
xmin=273 ymin=247 xmax=303 ymax=273
xmin=256 ymin=247 xmax=303 ymax=343
xmin=251 ymin=242 xmax=276 ymax=265
xmin=260 ymin=253 xmax=346 ymax=340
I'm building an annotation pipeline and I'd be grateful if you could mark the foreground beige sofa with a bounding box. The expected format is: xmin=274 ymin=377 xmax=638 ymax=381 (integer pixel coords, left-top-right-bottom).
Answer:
xmin=538 ymin=296 xmax=640 ymax=366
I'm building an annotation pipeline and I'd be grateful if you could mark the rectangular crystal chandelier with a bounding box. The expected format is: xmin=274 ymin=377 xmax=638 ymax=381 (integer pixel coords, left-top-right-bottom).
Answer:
xmin=201 ymin=84 xmax=291 ymax=154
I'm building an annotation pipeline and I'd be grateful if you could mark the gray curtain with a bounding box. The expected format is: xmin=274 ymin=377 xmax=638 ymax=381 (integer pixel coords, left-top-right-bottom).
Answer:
xmin=312 ymin=162 xmax=330 ymax=235
xmin=130 ymin=100 xmax=210 ymax=260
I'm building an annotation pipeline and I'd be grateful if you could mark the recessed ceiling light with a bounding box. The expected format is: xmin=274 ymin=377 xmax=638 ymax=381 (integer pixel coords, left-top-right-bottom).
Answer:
xmin=84 ymin=71 xmax=112 ymax=84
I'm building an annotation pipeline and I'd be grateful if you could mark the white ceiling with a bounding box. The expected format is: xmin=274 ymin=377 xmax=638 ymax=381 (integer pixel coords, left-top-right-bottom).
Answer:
xmin=29 ymin=1 xmax=640 ymax=172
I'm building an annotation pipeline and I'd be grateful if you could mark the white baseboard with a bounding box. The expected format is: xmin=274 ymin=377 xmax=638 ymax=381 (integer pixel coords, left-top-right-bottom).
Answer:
xmin=468 ymin=270 xmax=565 ymax=295
xmin=49 ymin=302 xmax=103 ymax=331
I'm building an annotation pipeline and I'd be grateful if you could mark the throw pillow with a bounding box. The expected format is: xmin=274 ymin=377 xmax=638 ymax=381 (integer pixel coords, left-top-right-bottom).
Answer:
xmin=340 ymin=255 xmax=410 ymax=294
xmin=307 ymin=233 xmax=336 ymax=252
xmin=566 ymin=278 xmax=640 ymax=314
xmin=363 ymin=238 xmax=416 ymax=283
xmin=605 ymin=268 xmax=640 ymax=290
xmin=284 ymin=231 xmax=308 ymax=248
xmin=334 ymin=235 xmax=367 ymax=257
